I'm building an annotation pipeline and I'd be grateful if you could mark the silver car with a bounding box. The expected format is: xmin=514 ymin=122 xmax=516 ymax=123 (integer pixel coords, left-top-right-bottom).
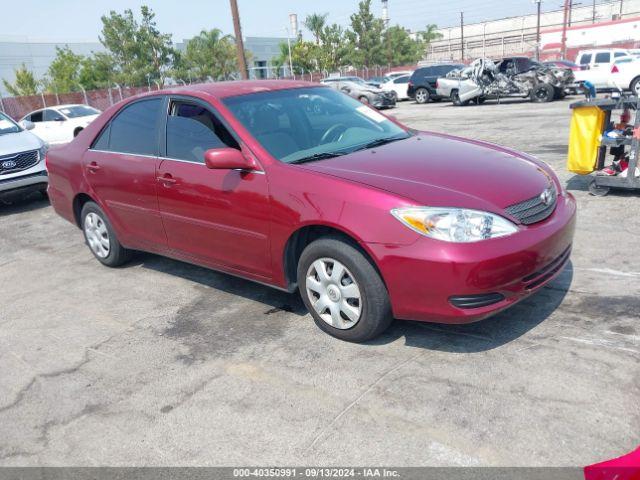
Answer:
xmin=321 ymin=77 xmax=396 ymax=109
xmin=0 ymin=112 xmax=48 ymax=200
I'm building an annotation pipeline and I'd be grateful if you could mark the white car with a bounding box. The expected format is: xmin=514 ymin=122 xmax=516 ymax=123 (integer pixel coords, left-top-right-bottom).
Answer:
xmin=574 ymin=49 xmax=632 ymax=89
xmin=20 ymin=104 xmax=100 ymax=145
xmin=381 ymin=74 xmax=411 ymax=100
xmin=608 ymin=57 xmax=640 ymax=94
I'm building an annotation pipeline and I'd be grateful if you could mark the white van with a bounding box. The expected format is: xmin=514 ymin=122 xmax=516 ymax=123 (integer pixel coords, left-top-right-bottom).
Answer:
xmin=574 ymin=49 xmax=631 ymax=89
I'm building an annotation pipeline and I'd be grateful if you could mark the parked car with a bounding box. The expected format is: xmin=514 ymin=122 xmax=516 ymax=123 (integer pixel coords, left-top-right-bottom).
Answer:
xmin=436 ymin=57 xmax=575 ymax=106
xmin=0 ymin=112 xmax=48 ymax=200
xmin=574 ymin=49 xmax=632 ymax=90
xmin=321 ymin=77 xmax=396 ymax=108
xmin=383 ymin=70 xmax=413 ymax=82
xmin=608 ymin=56 xmax=640 ymax=94
xmin=407 ymin=64 xmax=465 ymax=103
xmin=20 ymin=104 xmax=101 ymax=145
xmin=46 ymin=81 xmax=576 ymax=342
xmin=380 ymin=74 xmax=411 ymax=101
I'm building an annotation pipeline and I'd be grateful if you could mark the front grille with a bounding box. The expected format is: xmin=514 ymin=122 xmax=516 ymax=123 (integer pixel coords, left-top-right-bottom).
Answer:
xmin=0 ymin=150 xmax=40 ymax=175
xmin=505 ymin=184 xmax=557 ymax=225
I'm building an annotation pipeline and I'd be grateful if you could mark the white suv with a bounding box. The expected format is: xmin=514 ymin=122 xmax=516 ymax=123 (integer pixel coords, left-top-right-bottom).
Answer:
xmin=574 ymin=49 xmax=631 ymax=89
xmin=0 ymin=112 xmax=48 ymax=200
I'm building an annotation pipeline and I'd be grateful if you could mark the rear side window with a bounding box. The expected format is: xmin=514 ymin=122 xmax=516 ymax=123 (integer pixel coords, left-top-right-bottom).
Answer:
xmin=614 ymin=52 xmax=627 ymax=58
xmin=166 ymin=101 xmax=239 ymax=164
xmin=30 ymin=111 xmax=43 ymax=122
xmin=579 ymin=54 xmax=592 ymax=65
xmin=44 ymin=109 xmax=64 ymax=121
xmin=595 ymin=52 xmax=610 ymax=63
xmin=394 ymin=76 xmax=409 ymax=84
xmin=100 ymin=98 xmax=162 ymax=156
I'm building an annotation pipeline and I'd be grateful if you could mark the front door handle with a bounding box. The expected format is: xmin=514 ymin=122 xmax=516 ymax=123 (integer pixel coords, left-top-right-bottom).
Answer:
xmin=86 ymin=161 xmax=101 ymax=173
xmin=157 ymin=174 xmax=176 ymax=186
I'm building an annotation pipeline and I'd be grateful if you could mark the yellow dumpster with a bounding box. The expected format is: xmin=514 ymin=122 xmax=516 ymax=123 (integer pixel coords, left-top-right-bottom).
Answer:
xmin=567 ymin=106 xmax=606 ymax=175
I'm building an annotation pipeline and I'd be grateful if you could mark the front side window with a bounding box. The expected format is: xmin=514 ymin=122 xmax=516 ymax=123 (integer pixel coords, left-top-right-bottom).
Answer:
xmin=100 ymin=98 xmax=162 ymax=156
xmin=44 ymin=109 xmax=65 ymax=122
xmin=30 ymin=111 xmax=44 ymax=123
xmin=223 ymin=86 xmax=409 ymax=164
xmin=166 ymin=101 xmax=239 ymax=163
xmin=595 ymin=52 xmax=610 ymax=63
xmin=579 ymin=54 xmax=592 ymax=65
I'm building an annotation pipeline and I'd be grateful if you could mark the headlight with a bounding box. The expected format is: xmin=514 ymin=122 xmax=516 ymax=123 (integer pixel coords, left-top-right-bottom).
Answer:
xmin=391 ymin=207 xmax=518 ymax=243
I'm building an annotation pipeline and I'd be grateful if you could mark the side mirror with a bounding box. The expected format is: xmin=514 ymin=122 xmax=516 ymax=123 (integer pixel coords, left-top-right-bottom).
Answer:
xmin=22 ymin=120 xmax=35 ymax=130
xmin=204 ymin=148 xmax=256 ymax=171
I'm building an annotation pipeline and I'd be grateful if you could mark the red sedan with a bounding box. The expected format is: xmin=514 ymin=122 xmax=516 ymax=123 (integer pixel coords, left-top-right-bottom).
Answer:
xmin=46 ymin=81 xmax=576 ymax=342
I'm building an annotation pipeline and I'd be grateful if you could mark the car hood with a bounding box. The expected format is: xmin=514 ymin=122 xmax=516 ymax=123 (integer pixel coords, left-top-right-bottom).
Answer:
xmin=0 ymin=130 xmax=43 ymax=157
xmin=300 ymin=132 xmax=553 ymax=212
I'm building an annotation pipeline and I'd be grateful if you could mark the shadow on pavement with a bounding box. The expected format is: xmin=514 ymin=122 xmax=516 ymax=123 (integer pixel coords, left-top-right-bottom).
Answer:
xmin=371 ymin=261 xmax=574 ymax=353
xmin=0 ymin=192 xmax=50 ymax=217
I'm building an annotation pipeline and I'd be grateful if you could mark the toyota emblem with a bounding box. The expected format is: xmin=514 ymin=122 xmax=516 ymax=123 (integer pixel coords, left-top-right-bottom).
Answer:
xmin=540 ymin=187 xmax=553 ymax=206
xmin=1 ymin=160 xmax=17 ymax=170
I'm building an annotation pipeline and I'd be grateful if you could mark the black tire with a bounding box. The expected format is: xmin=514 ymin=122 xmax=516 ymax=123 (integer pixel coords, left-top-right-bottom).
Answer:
xmin=474 ymin=96 xmax=487 ymax=105
xmin=531 ymin=83 xmax=555 ymax=103
xmin=297 ymin=236 xmax=393 ymax=343
xmin=588 ymin=179 xmax=610 ymax=197
xmin=451 ymin=90 xmax=468 ymax=106
xmin=80 ymin=201 xmax=132 ymax=267
xmin=630 ymin=77 xmax=640 ymax=97
xmin=73 ymin=127 xmax=83 ymax=138
xmin=414 ymin=87 xmax=430 ymax=104
xmin=358 ymin=95 xmax=370 ymax=104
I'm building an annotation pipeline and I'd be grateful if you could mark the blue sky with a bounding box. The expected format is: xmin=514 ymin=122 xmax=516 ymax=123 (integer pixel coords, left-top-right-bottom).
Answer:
xmin=4 ymin=0 xmax=558 ymax=42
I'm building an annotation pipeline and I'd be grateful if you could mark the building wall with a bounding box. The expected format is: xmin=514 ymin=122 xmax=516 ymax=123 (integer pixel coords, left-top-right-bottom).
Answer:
xmin=427 ymin=0 xmax=640 ymax=62
xmin=0 ymin=36 xmax=104 ymax=96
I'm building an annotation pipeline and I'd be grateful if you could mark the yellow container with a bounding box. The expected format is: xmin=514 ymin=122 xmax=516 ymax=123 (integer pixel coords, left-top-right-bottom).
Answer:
xmin=567 ymin=106 xmax=606 ymax=175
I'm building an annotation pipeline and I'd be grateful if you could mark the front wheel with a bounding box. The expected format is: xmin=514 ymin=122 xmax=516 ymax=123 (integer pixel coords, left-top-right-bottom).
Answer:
xmin=81 ymin=201 xmax=132 ymax=267
xmin=358 ymin=95 xmax=370 ymax=104
xmin=297 ymin=237 xmax=393 ymax=342
xmin=451 ymin=90 xmax=468 ymax=106
xmin=630 ymin=77 xmax=640 ymax=97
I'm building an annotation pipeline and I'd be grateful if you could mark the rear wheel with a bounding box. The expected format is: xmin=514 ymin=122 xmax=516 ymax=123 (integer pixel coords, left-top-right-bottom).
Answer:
xmin=414 ymin=87 xmax=430 ymax=104
xmin=297 ymin=237 xmax=393 ymax=343
xmin=358 ymin=95 xmax=370 ymax=104
xmin=81 ymin=202 xmax=132 ymax=267
xmin=531 ymin=83 xmax=555 ymax=103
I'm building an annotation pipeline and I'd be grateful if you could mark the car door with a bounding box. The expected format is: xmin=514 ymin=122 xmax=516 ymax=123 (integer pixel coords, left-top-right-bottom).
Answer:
xmin=43 ymin=109 xmax=68 ymax=144
xmin=83 ymin=97 xmax=167 ymax=250
xmin=393 ymin=76 xmax=409 ymax=99
xmin=156 ymin=96 xmax=272 ymax=278
xmin=591 ymin=52 xmax=611 ymax=88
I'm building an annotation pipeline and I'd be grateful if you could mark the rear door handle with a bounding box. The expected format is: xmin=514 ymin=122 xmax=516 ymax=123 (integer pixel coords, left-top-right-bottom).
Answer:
xmin=86 ymin=162 xmax=101 ymax=173
xmin=157 ymin=174 xmax=176 ymax=185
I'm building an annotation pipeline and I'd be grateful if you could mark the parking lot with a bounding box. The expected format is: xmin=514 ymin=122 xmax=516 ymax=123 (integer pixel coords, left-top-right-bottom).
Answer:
xmin=1 ymin=97 xmax=638 ymax=467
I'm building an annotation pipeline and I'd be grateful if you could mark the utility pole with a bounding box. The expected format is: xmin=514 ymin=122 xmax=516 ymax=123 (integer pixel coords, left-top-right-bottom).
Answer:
xmin=620 ymin=0 xmax=624 ymax=17
xmin=592 ymin=0 xmax=596 ymax=23
xmin=568 ymin=0 xmax=573 ymax=26
xmin=229 ymin=0 xmax=248 ymax=80
xmin=460 ymin=12 xmax=464 ymax=61
xmin=535 ymin=0 xmax=542 ymax=61
xmin=561 ymin=0 xmax=570 ymax=59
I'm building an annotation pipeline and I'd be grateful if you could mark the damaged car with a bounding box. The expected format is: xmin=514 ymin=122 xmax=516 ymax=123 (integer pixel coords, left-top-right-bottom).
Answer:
xmin=436 ymin=56 xmax=575 ymax=106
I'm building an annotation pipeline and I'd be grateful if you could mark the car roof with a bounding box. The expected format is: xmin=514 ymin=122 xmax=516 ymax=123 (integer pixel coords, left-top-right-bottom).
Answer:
xmin=153 ymin=80 xmax=321 ymax=100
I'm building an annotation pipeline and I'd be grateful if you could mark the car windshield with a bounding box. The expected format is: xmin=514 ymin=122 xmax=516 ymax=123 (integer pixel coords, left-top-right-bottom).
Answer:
xmin=57 ymin=105 xmax=100 ymax=118
xmin=0 ymin=112 xmax=21 ymax=135
xmin=223 ymin=86 xmax=410 ymax=164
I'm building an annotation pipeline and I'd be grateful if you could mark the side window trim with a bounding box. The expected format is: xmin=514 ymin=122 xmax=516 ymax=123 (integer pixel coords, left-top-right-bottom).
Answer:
xmin=160 ymin=94 xmax=243 ymax=163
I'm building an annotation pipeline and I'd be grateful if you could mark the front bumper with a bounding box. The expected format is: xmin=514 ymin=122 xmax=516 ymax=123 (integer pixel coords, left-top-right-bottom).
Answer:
xmin=372 ymin=95 xmax=396 ymax=108
xmin=0 ymin=170 xmax=48 ymax=197
xmin=366 ymin=192 xmax=577 ymax=324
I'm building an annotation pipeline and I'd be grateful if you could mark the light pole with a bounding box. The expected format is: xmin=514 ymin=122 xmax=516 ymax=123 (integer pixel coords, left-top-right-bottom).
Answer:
xmin=229 ymin=0 xmax=248 ymax=79
xmin=534 ymin=0 xmax=542 ymax=60
xmin=286 ymin=28 xmax=294 ymax=79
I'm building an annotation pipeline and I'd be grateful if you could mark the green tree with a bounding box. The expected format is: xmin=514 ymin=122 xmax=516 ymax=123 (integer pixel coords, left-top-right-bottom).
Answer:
xmin=383 ymin=26 xmax=424 ymax=66
xmin=175 ymin=29 xmax=237 ymax=82
xmin=79 ymin=52 xmax=117 ymax=90
xmin=43 ymin=47 xmax=84 ymax=93
xmin=2 ymin=64 xmax=39 ymax=97
xmin=100 ymin=5 xmax=174 ymax=86
xmin=419 ymin=24 xmax=443 ymax=45
xmin=274 ymin=40 xmax=319 ymax=76
xmin=304 ymin=13 xmax=328 ymax=44
xmin=318 ymin=24 xmax=350 ymax=72
xmin=346 ymin=0 xmax=385 ymax=67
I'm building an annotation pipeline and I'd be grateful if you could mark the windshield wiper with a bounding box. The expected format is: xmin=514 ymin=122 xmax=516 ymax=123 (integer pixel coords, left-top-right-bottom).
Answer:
xmin=352 ymin=135 xmax=408 ymax=152
xmin=289 ymin=151 xmax=347 ymax=164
